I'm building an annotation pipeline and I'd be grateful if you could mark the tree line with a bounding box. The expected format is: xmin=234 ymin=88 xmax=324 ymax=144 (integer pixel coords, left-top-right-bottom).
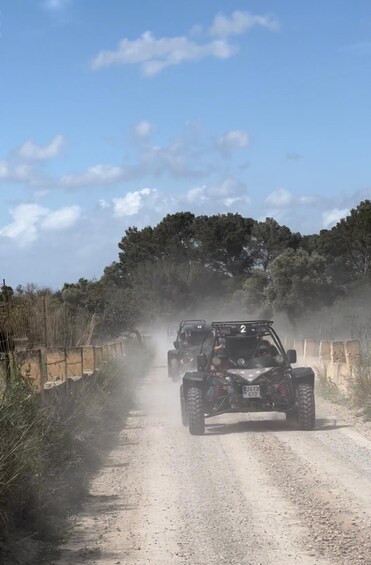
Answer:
xmin=2 ymin=199 xmax=371 ymax=344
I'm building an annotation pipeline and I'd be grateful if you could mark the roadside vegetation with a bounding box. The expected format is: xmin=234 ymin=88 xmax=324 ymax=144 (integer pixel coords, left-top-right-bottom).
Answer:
xmin=351 ymin=348 xmax=371 ymax=420
xmin=316 ymin=347 xmax=371 ymax=420
xmin=0 ymin=350 xmax=150 ymax=564
xmin=1 ymin=199 xmax=371 ymax=345
xmin=316 ymin=363 xmax=348 ymax=405
xmin=0 ymin=199 xmax=369 ymax=560
xmin=1 ymin=200 xmax=370 ymax=417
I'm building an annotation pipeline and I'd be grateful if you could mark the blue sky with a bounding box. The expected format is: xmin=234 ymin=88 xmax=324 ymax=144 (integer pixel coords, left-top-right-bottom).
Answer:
xmin=1 ymin=0 xmax=371 ymax=287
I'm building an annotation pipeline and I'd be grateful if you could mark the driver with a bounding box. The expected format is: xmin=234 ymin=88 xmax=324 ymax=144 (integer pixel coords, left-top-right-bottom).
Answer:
xmin=209 ymin=340 xmax=239 ymax=409
xmin=254 ymin=339 xmax=280 ymax=367
xmin=256 ymin=339 xmax=278 ymax=357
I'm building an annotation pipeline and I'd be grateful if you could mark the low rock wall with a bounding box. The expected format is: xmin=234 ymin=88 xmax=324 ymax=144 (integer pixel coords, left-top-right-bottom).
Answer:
xmin=0 ymin=339 xmax=130 ymax=396
xmin=289 ymin=338 xmax=363 ymax=396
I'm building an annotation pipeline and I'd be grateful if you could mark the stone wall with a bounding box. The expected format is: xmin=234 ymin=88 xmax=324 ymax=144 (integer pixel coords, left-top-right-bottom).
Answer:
xmin=290 ymin=337 xmax=362 ymax=395
xmin=0 ymin=339 xmax=130 ymax=396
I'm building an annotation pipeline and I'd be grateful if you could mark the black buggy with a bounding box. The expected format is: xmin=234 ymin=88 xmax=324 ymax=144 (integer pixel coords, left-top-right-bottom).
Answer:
xmin=167 ymin=319 xmax=213 ymax=382
xmin=180 ymin=320 xmax=316 ymax=435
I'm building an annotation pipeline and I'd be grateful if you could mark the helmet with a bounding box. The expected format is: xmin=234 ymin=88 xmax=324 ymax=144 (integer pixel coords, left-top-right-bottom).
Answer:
xmin=256 ymin=339 xmax=272 ymax=356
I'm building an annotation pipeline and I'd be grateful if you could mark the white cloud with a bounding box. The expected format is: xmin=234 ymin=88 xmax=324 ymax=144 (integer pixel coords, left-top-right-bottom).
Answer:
xmin=262 ymin=189 xmax=320 ymax=229
xmin=44 ymin=0 xmax=71 ymax=10
xmin=0 ymin=204 xmax=48 ymax=244
xmin=0 ymin=161 xmax=9 ymax=179
xmin=265 ymin=188 xmax=293 ymax=208
xmin=18 ymin=135 xmax=64 ymax=161
xmin=134 ymin=121 xmax=153 ymax=138
xmin=98 ymin=199 xmax=110 ymax=209
xmin=139 ymin=139 xmax=209 ymax=179
xmin=41 ymin=206 xmax=81 ymax=231
xmin=185 ymin=178 xmax=250 ymax=209
xmin=298 ymin=195 xmax=317 ymax=205
xmin=0 ymin=160 xmax=37 ymax=184
xmin=33 ymin=189 xmax=51 ymax=199
xmin=322 ymin=208 xmax=349 ymax=229
xmin=113 ymin=188 xmax=157 ymax=217
xmin=92 ymin=32 xmax=235 ymax=76
xmin=209 ymin=10 xmax=279 ymax=37
xmin=60 ymin=164 xmax=132 ymax=187
xmin=186 ymin=186 xmax=207 ymax=204
xmin=217 ymin=130 xmax=250 ymax=155
xmin=0 ymin=203 xmax=81 ymax=245
xmin=91 ymin=11 xmax=278 ymax=76
xmin=0 ymin=122 xmax=252 ymax=190
xmin=224 ymin=197 xmax=242 ymax=207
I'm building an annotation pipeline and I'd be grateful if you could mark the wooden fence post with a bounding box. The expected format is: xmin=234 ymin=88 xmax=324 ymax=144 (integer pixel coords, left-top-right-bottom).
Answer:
xmin=80 ymin=347 xmax=84 ymax=377
xmin=38 ymin=349 xmax=46 ymax=400
xmin=64 ymin=349 xmax=68 ymax=382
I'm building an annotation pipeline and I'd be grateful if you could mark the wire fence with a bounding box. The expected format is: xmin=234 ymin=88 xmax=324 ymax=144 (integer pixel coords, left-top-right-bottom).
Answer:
xmin=0 ymin=293 xmax=95 ymax=351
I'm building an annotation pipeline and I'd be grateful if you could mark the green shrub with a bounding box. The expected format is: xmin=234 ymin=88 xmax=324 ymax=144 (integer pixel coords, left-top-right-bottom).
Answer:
xmin=0 ymin=351 xmax=147 ymax=563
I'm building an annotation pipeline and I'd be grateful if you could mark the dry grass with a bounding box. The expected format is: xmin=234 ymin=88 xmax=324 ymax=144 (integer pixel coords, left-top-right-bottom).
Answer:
xmin=316 ymin=357 xmax=371 ymax=420
xmin=0 ymin=347 xmax=150 ymax=564
xmin=315 ymin=363 xmax=347 ymax=405
xmin=350 ymin=351 xmax=371 ymax=420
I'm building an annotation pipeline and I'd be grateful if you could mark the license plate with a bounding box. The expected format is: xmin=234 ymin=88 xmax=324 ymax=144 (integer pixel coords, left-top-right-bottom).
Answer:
xmin=242 ymin=385 xmax=261 ymax=398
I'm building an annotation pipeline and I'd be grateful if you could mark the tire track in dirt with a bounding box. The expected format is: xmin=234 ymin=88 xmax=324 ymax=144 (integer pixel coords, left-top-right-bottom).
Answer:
xmin=206 ymin=407 xmax=371 ymax=565
xmin=55 ymin=366 xmax=370 ymax=565
xmin=241 ymin=429 xmax=371 ymax=564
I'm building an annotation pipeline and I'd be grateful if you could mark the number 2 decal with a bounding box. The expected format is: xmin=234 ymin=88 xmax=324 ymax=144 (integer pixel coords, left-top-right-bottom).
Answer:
xmin=240 ymin=324 xmax=246 ymax=333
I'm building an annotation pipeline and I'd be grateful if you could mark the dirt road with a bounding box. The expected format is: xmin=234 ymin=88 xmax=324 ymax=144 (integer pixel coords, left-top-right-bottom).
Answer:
xmin=56 ymin=364 xmax=371 ymax=565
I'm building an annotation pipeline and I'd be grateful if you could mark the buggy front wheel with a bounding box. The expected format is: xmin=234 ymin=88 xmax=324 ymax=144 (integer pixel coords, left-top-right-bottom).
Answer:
xmin=296 ymin=383 xmax=315 ymax=430
xmin=187 ymin=386 xmax=205 ymax=435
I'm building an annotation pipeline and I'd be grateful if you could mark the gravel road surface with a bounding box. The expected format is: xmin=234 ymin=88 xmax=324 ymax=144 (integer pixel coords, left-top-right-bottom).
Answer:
xmin=56 ymin=363 xmax=371 ymax=565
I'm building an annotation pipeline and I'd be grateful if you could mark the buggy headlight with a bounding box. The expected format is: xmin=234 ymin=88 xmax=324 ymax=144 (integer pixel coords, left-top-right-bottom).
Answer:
xmin=237 ymin=357 xmax=246 ymax=367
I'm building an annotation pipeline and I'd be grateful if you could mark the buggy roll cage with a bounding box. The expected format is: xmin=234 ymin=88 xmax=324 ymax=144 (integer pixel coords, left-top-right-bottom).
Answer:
xmin=199 ymin=320 xmax=290 ymax=365
xmin=167 ymin=319 xmax=208 ymax=337
xmin=212 ymin=320 xmax=274 ymax=330
xmin=211 ymin=320 xmax=275 ymax=339
xmin=180 ymin=319 xmax=207 ymax=328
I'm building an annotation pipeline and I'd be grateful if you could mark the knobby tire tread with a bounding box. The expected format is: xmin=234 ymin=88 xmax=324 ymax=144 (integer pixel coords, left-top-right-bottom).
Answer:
xmin=296 ymin=383 xmax=315 ymax=430
xmin=187 ymin=386 xmax=205 ymax=435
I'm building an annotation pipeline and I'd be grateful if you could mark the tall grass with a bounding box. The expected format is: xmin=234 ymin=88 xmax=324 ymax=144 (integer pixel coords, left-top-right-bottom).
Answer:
xmin=0 ymin=350 xmax=148 ymax=564
xmin=315 ymin=362 xmax=347 ymax=405
xmin=350 ymin=348 xmax=371 ymax=420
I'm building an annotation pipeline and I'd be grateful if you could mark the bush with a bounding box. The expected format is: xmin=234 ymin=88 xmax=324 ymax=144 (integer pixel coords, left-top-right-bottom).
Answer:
xmin=350 ymin=352 xmax=371 ymax=420
xmin=0 ymin=350 xmax=147 ymax=563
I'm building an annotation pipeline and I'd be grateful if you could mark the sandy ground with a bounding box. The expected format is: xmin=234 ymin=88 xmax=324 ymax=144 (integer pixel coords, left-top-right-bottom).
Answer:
xmin=55 ymin=363 xmax=371 ymax=565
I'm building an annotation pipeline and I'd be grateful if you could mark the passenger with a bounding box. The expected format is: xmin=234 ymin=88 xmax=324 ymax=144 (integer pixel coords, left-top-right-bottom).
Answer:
xmin=210 ymin=341 xmax=235 ymax=369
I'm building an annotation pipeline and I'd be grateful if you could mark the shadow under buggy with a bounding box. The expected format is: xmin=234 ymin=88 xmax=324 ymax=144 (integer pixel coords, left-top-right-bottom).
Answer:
xmin=180 ymin=320 xmax=315 ymax=435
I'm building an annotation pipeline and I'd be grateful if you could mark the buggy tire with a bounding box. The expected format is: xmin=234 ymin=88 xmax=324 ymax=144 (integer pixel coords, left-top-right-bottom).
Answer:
xmin=180 ymin=385 xmax=188 ymax=426
xmin=296 ymin=383 xmax=315 ymax=430
xmin=187 ymin=386 xmax=205 ymax=435
xmin=168 ymin=357 xmax=179 ymax=382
